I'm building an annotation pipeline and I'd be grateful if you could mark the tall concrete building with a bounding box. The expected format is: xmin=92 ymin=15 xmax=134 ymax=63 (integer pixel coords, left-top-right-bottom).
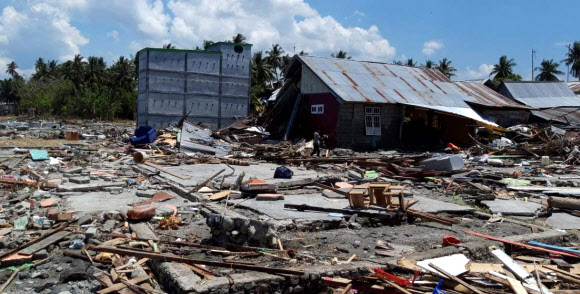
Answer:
xmin=137 ymin=42 xmax=252 ymax=129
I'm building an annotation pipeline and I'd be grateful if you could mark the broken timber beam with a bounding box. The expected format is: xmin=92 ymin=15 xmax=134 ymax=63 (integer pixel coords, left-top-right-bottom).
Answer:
xmin=406 ymin=209 xmax=459 ymax=226
xmin=0 ymin=224 xmax=69 ymax=263
xmin=284 ymin=204 xmax=398 ymax=219
xmin=428 ymin=263 xmax=487 ymax=294
xmin=312 ymin=182 xmax=349 ymax=196
xmin=187 ymin=169 xmax=225 ymax=195
xmin=465 ymin=231 xmax=580 ymax=259
xmin=86 ymin=245 xmax=304 ymax=276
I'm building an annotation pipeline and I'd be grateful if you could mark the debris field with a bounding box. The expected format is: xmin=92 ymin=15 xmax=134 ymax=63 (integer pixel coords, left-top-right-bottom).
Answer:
xmin=0 ymin=119 xmax=579 ymax=294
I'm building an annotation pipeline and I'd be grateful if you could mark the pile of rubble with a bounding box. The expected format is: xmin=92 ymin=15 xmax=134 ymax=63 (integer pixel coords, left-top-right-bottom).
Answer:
xmin=0 ymin=118 xmax=579 ymax=293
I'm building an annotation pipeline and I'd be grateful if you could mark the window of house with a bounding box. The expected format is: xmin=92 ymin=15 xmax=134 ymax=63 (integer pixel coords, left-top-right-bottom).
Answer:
xmin=311 ymin=104 xmax=324 ymax=114
xmin=365 ymin=106 xmax=381 ymax=136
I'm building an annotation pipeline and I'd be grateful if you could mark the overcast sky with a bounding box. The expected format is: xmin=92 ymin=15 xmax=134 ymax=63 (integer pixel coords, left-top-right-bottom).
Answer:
xmin=0 ymin=0 xmax=577 ymax=81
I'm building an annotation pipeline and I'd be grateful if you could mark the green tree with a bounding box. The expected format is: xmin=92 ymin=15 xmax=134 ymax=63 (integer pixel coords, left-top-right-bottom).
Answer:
xmin=266 ymin=44 xmax=284 ymax=81
xmin=280 ymin=55 xmax=293 ymax=78
xmin=251 ymin=51 xmax=274 ymax=86
xmin=490 ymin=55 xmax=517 ymax=80
xmin=203 ymin=40 xmax=214 ymax=50
xmin=535 ymin=59 xmax=563 ymax=81
xmin=6 ymin=61 xmax=18 ymax=78
xmin=435 ymin=58 xmax=457 ymax=78
xmin=163 ymin=43 xmax=176 ymax=49
xmin=494 ymin=73 xmax=523 ymax=84
xmin=564 ymin=41 xmax=580 ymax=81
xmin=232 ymin=34 xmax=246 ymax=44
xmin=331 ymin=50 xmax=351 ymax=59
xmin=392 ymin=60 xmax=403 ymax=65
xmin=423 ymin=60 xmax=434 ymax=69
xmin=406 ymin=59 xmax=417 ymax=67
xmin=85 ymin=56 xmax=107 ymax=90
xmin=298 ymin=50 xmax=309 ymax=56
xmin=32 ymin=58 xmax=48 ymax=81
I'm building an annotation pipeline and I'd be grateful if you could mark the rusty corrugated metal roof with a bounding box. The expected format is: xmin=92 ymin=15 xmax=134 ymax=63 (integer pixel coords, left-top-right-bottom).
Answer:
xmin=299 ymin=56 xmax=516 ymax=109
xmin=454 ymin=80 xmax=529 ymax=109
xmin=297 ymin=56 xmax=500 ymax=126
xmin=531 ymin=107 xmax=580 ymax=124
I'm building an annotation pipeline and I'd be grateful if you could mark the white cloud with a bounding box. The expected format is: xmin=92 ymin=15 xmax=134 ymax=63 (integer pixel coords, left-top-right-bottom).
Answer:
xmin=0 ymin=0 xmax=398 ymax=76
xmin=555 ymin=41 xmax=571 ymax=47
xmin=422 ymin=40 xmax=444 ymax=56
xmin=107 ymin=30 xmax=120 ymax=41
xmin=159 ymin=0 xmax=395 ymax=60
xmin=0 ymin=4 xmax=89 ymax=62
xmin=353 ymin=10 xmax=365 ymax=17
xmin=459 ymin=64 xmax=494 ymax=80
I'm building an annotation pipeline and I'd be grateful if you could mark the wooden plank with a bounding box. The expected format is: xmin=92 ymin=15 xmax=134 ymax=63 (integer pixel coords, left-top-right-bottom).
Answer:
xmin=144 ymin=162 xmax=191 ymax=179
xmin=20 ymin=231 xmax=70 ymax=255
xmin=428 ymin=263 xmax=487 ymax=294
xmin=96 ymin=275 xmax=151 ymax=294
xmin=210 ymin=190 xmax=232 ymax=201
xmin=88 ymin=245 xmax=305 ymax=276
xmin=382 ymin=280 xmax=412 ymax=294
xmin=465 ymin=231 xmax=580 ymax=259
xmin=507 ymin=277 xmax=528 ymax=294
xmin=183 ymin=263 xmax=215 ymax=280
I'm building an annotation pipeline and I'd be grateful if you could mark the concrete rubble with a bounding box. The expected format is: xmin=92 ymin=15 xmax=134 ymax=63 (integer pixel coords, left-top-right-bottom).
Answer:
xmin=0 ymin=119 xmax=579 ymax=294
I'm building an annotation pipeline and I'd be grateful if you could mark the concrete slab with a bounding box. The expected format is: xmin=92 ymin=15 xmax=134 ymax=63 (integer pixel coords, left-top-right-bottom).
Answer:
xmin=481 ymin=199 xmax=541 ymax=216
xmin=545 ymin=213 xmax=580 ymax=230
xmin=411 ymin=196 xmax=474 ymax=213
xmin=65 ymin=190 xmax=188 ymax=213
xmin=228 ymin=193 xmax=351 ymax=220
xmin=148 ymin=163 xmax=331 ymax=189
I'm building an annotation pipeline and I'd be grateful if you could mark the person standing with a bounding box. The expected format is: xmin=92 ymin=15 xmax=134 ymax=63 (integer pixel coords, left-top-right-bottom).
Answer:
xmin=311 ymin=130 xmax=321 ymax=157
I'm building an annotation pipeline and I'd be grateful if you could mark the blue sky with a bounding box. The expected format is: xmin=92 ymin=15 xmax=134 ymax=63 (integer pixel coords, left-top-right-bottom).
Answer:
xmin=0 ymin=0 xmax=577 ymax=81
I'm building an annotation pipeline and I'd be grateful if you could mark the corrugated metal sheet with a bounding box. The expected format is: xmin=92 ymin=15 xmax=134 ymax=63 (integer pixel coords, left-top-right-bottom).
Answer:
xmin=300 ymin=56 xmax=475 ymax=107
xmin=501 ymin=81 xmax=580 ymax=108
xmin=531 ymin=107 xmax=580 ymax=124
xmin=454 ymin=81 xmax=529 ymax=109
xmin=298 ymin=56 xmax=498 ymax=126
xmin=568 ymin=82 xmax=580 ymax=94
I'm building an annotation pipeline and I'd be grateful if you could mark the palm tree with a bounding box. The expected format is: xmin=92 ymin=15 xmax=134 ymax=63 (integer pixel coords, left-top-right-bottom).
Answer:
xmin=423 ymin=60 xmax=434 ymax=69
xmin=392 ymin=60 xmax=403 ymax=65
xmin=406 ymin=59 xmax=417 ymax=67
xmin=163 ymin=43 xmax=176 ymax=49
xmin=109 ymin=56 xmax=135 ymax=91
xmin=251 ymin=51 xmax=274 ymax=87
xmin=535 ymin=59 xmax=564 ymax=81
xmin=266 ymin=44 xmax=284 ymax=81
xmin=490 ymin=55 xmax=517 ymax=80
xmin=331 ymin=50 xmax=351 ymax=59
xmin=564 ymin=41 xmax=580 ymax=81
xmin=6 ymin=61 xmax=18 ymax=78
xmin=62 ymin=54 xmax=86 ymax=92
xmin=33 ymin=58 xmax=48 ymax=81
xmin=435 ymin=58 xmax=457 ymax=79
xmin=280 ymin=55 xmax=293 ymax=78
xmin=203 ymin=40 xmax=214 ymax=50
xmin=232 ymin=34 xmax=246 ymax=44
xmin=85 ymin=56 xmax=107 ymax=89
xmin=298 ymin=50 xmax=309 ymax=56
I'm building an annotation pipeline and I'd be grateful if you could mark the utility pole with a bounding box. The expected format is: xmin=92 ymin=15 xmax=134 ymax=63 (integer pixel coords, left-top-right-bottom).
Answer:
xmin=567 ymin=43 xmax=571 ymax=83
xmin=531 ymin=49 xmax=536 ymax=81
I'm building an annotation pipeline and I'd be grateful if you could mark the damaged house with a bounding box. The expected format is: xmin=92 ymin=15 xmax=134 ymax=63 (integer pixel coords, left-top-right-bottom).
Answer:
xmin=497 ymin=81 xmax=580 ymax=125
xmin=265 ymin=56 xmax=523 ymax=150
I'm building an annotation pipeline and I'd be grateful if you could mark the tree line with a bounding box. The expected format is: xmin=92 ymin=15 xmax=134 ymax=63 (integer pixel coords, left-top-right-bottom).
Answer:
xmin=1 ymin=34 xmax=579 ymax=120
xmin=1 ymin=55 xmax=136 ymax=120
